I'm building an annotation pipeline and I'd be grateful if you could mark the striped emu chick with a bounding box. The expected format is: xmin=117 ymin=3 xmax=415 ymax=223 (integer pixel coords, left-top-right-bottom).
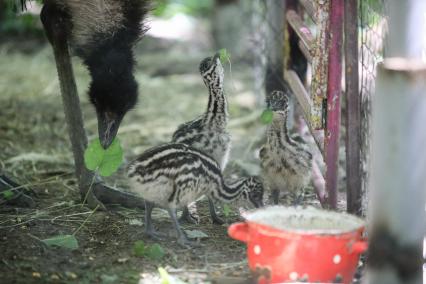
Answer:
xmin=260 ymin=90 xmax=312 ymax=205
xmin=127 ymin=143 xmax=263 ymax=247
xmin=172 ymin=53 xmax=231 ymax=224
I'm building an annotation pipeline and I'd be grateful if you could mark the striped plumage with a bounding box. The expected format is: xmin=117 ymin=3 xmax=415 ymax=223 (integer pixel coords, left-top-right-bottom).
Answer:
xmin=127 ymin=143 xmax=263 ymax=246
xmin=260 ymin=90 xmax=312 ymax=204
xmin=172 ymin=53 xmax=231 ymax=224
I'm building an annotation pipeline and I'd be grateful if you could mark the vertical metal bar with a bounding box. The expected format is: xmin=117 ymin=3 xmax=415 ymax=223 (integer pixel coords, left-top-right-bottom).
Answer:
xmin=367 ymin=59 xmax=426 ymax=284
xmin=344 ymin=0 xmax=362 ymax=215
xmin=325 ymin=0 xmax=344 ymax=209
xmin=366 ymin=1 xmax=426 ymax=282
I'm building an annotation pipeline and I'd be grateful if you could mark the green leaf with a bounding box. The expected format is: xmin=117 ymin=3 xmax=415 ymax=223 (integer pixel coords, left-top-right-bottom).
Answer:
xmin=146 ymin=243 xmax=165 ymax=260
xmin=41 ymin=234 xmax=79 ymax=250
xmin=133 ymin=240 xmax=145 ymax=257
xmin=2 ymin=190 xmax=14 ymax=200
xmin=218 ymin=48 xmax=230 ymax=63
xmin=84 ymin=139 xmax=104 ymax=171
xmin=260 ymin=109 xmax=274 ymax=124
xmin=84 ymin=138 xmax=123 ymax=176
xmin=223 ymin=204 xmax=232 ymax=217
xmin=98 ymin=138 xmax=123 ymax=177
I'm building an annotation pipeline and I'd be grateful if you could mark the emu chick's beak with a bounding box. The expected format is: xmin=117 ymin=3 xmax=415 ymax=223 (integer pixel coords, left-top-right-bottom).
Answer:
xmin=212 ymin=52 xmax=220 ymax=62
xmin=97 ymin=111 xmax=123 ymax=149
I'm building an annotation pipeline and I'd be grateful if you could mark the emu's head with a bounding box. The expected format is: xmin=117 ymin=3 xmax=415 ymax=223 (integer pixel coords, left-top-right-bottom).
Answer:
xmin=265 ymin=90 xmax=290 ymax=128
xmin=87 ymin=48 xmax=138 ymax=149
xmin=199 ymin=53 xmax=224 ymax=89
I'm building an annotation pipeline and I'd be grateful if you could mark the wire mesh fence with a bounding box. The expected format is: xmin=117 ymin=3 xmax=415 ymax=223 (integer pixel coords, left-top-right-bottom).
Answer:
xmin=358 ymin=0 xmax=388 ymax=211
xmin=247 ymin=0 xmax=392 ymax=212
xmin=246 ymin=0 xmax=287 ymax=103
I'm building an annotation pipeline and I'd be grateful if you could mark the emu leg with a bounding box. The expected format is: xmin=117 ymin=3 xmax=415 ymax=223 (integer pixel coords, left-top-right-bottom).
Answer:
xmin=0 ymin=174 xmax=35 ymax=208
xmin=168 ymin=208 xmax=198 ymax=248
xmin=292 ymin=189 xmax=305 ymax=206
xmin=207 ymin=198 xmax=224 ymax=225
xmin=271 ymin=189 xmax=280 ymax=205
xmin=143 ymin=201 xmax=165 ymax=240
xmin=40 ymin=3 xmax=144 ymax=210
xmin=40 ymin=3 xmax=103 ymax=209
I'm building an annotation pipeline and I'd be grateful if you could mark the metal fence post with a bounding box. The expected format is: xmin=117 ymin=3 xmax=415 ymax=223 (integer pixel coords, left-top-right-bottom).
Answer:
xmin=344 ymin=0 xmax=362 ymax=215
xmin=325 ymin=0 xmax=344 ymax=209
xmin=367 ymin=1 xmax=426 ymax=282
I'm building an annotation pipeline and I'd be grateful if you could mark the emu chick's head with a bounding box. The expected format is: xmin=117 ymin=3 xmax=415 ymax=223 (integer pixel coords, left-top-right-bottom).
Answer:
xmin=88 ymin=48 xmax=138 ymax=149
xmin=199 ymin=53 xmax=224 ymax=89
xmin=241 ymin=176 xmax=264 ymax=208
xmin=266 ymin=90 xmax=289 ymax=111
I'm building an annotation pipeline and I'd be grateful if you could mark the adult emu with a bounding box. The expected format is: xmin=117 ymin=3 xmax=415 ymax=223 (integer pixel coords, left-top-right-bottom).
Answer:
xmin=4 ymin=0 xmax=150 ymax=209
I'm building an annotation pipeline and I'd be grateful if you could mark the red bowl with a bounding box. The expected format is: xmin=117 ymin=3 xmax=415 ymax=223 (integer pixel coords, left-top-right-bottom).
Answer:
xmin=228 ymin=206 xmax=367 ymax=283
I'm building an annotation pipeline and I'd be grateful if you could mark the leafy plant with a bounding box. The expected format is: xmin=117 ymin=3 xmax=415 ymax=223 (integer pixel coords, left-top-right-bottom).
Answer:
xmin=133 ymin=241 xmax=165 ymax=260
xmin=222 ymin=204 xmax=232 ymax=217
xmin=2 ymin=190 xmax=14 ymax=200
xmin=145 ymin=243 xmax=165 ymax=260
xmin=260 ymin=109 xmax=274 ymax=124
xmin=133 ymin=240 xmax=146 ymax=257
xmin=84 ymin=138 xmax=123 ymax=176
xmin=41 ymin=234 xmax=79 ymax=250
xmin=1 ymin=1 xmax=44 ymax=35
xmin=218 ymin=48 xmax=230 ymax=63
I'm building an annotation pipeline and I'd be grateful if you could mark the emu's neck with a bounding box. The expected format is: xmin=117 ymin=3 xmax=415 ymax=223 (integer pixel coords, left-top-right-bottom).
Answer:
xmin=267 ymin=116 xmax=296 ymax=148
xmin=204 ymin=84 xmax=228 ymax=126
xmin=212 ymin=178 xmax=246 ymax=203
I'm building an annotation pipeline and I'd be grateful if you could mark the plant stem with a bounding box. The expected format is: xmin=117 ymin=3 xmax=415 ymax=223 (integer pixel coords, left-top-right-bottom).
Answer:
xmin=72 ymin=204 xmax=99 ymax=236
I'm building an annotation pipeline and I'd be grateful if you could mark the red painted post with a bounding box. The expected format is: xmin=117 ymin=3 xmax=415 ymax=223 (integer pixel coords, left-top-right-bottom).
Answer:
xmin=325 ymin=0 xmax=344 ymax=209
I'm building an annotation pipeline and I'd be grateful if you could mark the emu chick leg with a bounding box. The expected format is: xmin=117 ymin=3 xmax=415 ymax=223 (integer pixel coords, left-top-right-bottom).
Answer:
xmin=292 ymin=188 xmax=305 ymax=206
xmin=271 ymin=188 xmax=280 ymax=205
xmin=144 ymin=201 xmax=165 ymax=240
xmin=168 ymin=208 xmax=196 ymax=248
xmin=207 ymin=198 xmax=224 ymax=225
xmin=179 ymin=204 xmax=199 ymax=224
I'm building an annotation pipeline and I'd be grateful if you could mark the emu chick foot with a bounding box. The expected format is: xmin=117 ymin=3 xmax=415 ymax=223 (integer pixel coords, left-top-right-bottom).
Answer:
xmin=179 ymin=206 xmax=200 ymax=224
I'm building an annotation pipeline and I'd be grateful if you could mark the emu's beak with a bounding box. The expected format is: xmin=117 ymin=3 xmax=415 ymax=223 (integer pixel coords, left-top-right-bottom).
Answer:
xmin=97 ymin=111 xmax=123 ymax=149
xmin=212 ymin=52 xmax=220 ymax=62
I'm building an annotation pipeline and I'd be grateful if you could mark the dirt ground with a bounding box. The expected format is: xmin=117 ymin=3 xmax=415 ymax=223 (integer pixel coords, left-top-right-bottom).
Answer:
xmin=0 ymin=30 xmax=351 ymax=283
